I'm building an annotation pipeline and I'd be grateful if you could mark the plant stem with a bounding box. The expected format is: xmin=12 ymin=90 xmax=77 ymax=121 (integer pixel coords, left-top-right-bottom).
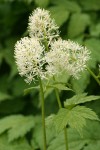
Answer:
xmin=39 ymin=77 xmax=47 ymax=150
xmin=54 ymin=77 xmax=68 ymax=150
xmin=55 ymin=88 xmax=62 ymax=108
xmin=86 ymin=66 xmax=100 ymax=86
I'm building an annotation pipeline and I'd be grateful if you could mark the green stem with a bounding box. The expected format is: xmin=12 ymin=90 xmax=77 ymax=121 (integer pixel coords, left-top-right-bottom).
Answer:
xmin=86 ymin=66 xmax=100 ymax=86
xmin=43 ymin=28 xmax=49 ymax=52
xmin=39 ymin=77 xmax=47 ymax=150
xmin=53 ymin=77 xmax=68 ymax=150
xmin=64 ymin=128 xmax=68 ymax=150
xmin=55 ymin=88 xmax=62 ymax=108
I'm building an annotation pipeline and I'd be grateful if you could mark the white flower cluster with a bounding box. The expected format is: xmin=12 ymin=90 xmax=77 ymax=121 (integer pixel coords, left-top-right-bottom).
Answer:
xmin=45 ymin=39 xmax=90 ymax=78
xmin=28 ymin=8 xmax=59 ymax=44
xmin=14 ymin=8 xmax=90 ymax=83
xmin=14 ymin=37 xmax=45 ymax=83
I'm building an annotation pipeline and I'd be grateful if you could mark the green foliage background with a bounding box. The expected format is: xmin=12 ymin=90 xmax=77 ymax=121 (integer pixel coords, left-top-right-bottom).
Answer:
xmin=0 ymin=0 xmax=100 ymax=150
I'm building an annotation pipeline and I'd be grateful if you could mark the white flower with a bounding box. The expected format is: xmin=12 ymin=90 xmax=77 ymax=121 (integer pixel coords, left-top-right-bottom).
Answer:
xmin=14 ymin=37 xmax=46 ymax=83
xmin=45 ymin=39 xmax=90 ymax=78
xmin=28 ymin=8 xmax=59 ymax=44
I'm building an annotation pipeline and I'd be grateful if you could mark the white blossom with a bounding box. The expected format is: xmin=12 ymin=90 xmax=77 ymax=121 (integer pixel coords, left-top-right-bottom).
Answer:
xmin=14 ymin=37 xmax=46 ymax=83
xmin=45 ymin=39 xmax=90 ymax=78
xmin=28 ymin=8 xmax=59 ymax=44
xmin=14 ymin=8 xmax=91 ymax=83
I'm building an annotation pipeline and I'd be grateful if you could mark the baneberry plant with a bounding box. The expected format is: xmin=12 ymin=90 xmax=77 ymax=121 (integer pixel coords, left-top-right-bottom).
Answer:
xmin=14 ymin=8 xmax=100 ymax=150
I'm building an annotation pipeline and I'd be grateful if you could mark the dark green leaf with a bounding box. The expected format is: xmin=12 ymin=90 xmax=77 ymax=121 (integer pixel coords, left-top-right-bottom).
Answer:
xmin=79 ymin=0 xmax=100 ymax=10
xmin=0 ymin=92 xmax=12 ymax=102
xmin=68 ymin=13 xmax=90 ymax=38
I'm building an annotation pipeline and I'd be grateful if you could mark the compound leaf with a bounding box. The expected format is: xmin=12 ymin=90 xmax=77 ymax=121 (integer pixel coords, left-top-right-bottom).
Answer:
xmin=54 ymin=106 xmax=99 ymax=134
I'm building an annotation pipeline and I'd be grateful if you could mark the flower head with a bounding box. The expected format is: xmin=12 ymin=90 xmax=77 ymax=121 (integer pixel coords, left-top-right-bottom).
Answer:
xmin=28 ymin=8 xmax=59 ymax=44
xmin=14 ymin=37 xmax=46 ymax=83
xmin=45 ymin=39 xmax=90 ymax=78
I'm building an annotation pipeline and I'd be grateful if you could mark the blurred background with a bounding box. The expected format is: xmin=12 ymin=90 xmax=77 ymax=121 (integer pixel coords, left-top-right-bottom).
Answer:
xmin=0 ymin=0 xmax=100 ymax=150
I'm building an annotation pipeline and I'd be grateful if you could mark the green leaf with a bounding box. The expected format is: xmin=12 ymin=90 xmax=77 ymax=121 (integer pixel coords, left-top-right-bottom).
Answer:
xmin=47 ymin=131 xmax=66 ymax=150
xmin=0 ymin=134 xmax=31 ymax=150
xmin=47 ymin=83 xmax=72 ymax=91
xmin=35 ymin=0 xmax=49 ymax=8
xmin=12 ymin=78 xmax=30 ymax=96
xmin=44 ymin=88 xmax=53 ymax=99
xmin=90 ymin=23 xmax=100 ymax=37
xmin=4 ymin=38 xmax=18 ymax=79
xmin=54 ymin=106 xmax=99 ymax=134
xmin=24 ymin=86 xmax=39 ymax=95
xmin=50 ymin=0 xmax=81 ymax=12
xmin=0 ymin=115 xmax=35 ymax=142
xmin=31 ymin=120 xmax=55 ymax=150
xmin=45 ymin=114 xmax=55 ymax=127
xmin=64 ymin=94 xmax=100 ymax=108
xmin=68 ymin=13 xmax=90 ymax=38
xmin=48 ymin=121 xmax=100 ymax=150
xmin=79 ymin=0 xmax=100 ymax=10
xmin=0 ymin=92 xmax=12 ymax=102
xmin=85 ymin=38 xmax=100 ymax=68
xmin=49 ymin=6 xmax=69 ymax=26
xmin=71 ymin=71 xmax=90 ymax=94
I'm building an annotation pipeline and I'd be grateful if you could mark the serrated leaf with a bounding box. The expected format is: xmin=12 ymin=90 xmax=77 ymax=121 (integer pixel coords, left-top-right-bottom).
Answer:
xmin=68 ymin=13 xmax=90 ymax=38
xmin=48 ymin=121 xmax=100 ymax=150
xmin=49 ymin=6 xmax=69 ymax=26
xmin=24 ymin=86 xmax=39 ymax=95
xmin=0 ymin=115 xmax=35 ymax=142
xmin=64 ymin=94 xmax=100 ymax=108
xmin=47 ymin=84 xmax=72 ymax=91
xmin=0 ymin=92 xmax=12 ymax=102
xmin=0 ymin=134 xmax=31 ymax=150
xmin=54 ymin=106 xmax=99 ymax=134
